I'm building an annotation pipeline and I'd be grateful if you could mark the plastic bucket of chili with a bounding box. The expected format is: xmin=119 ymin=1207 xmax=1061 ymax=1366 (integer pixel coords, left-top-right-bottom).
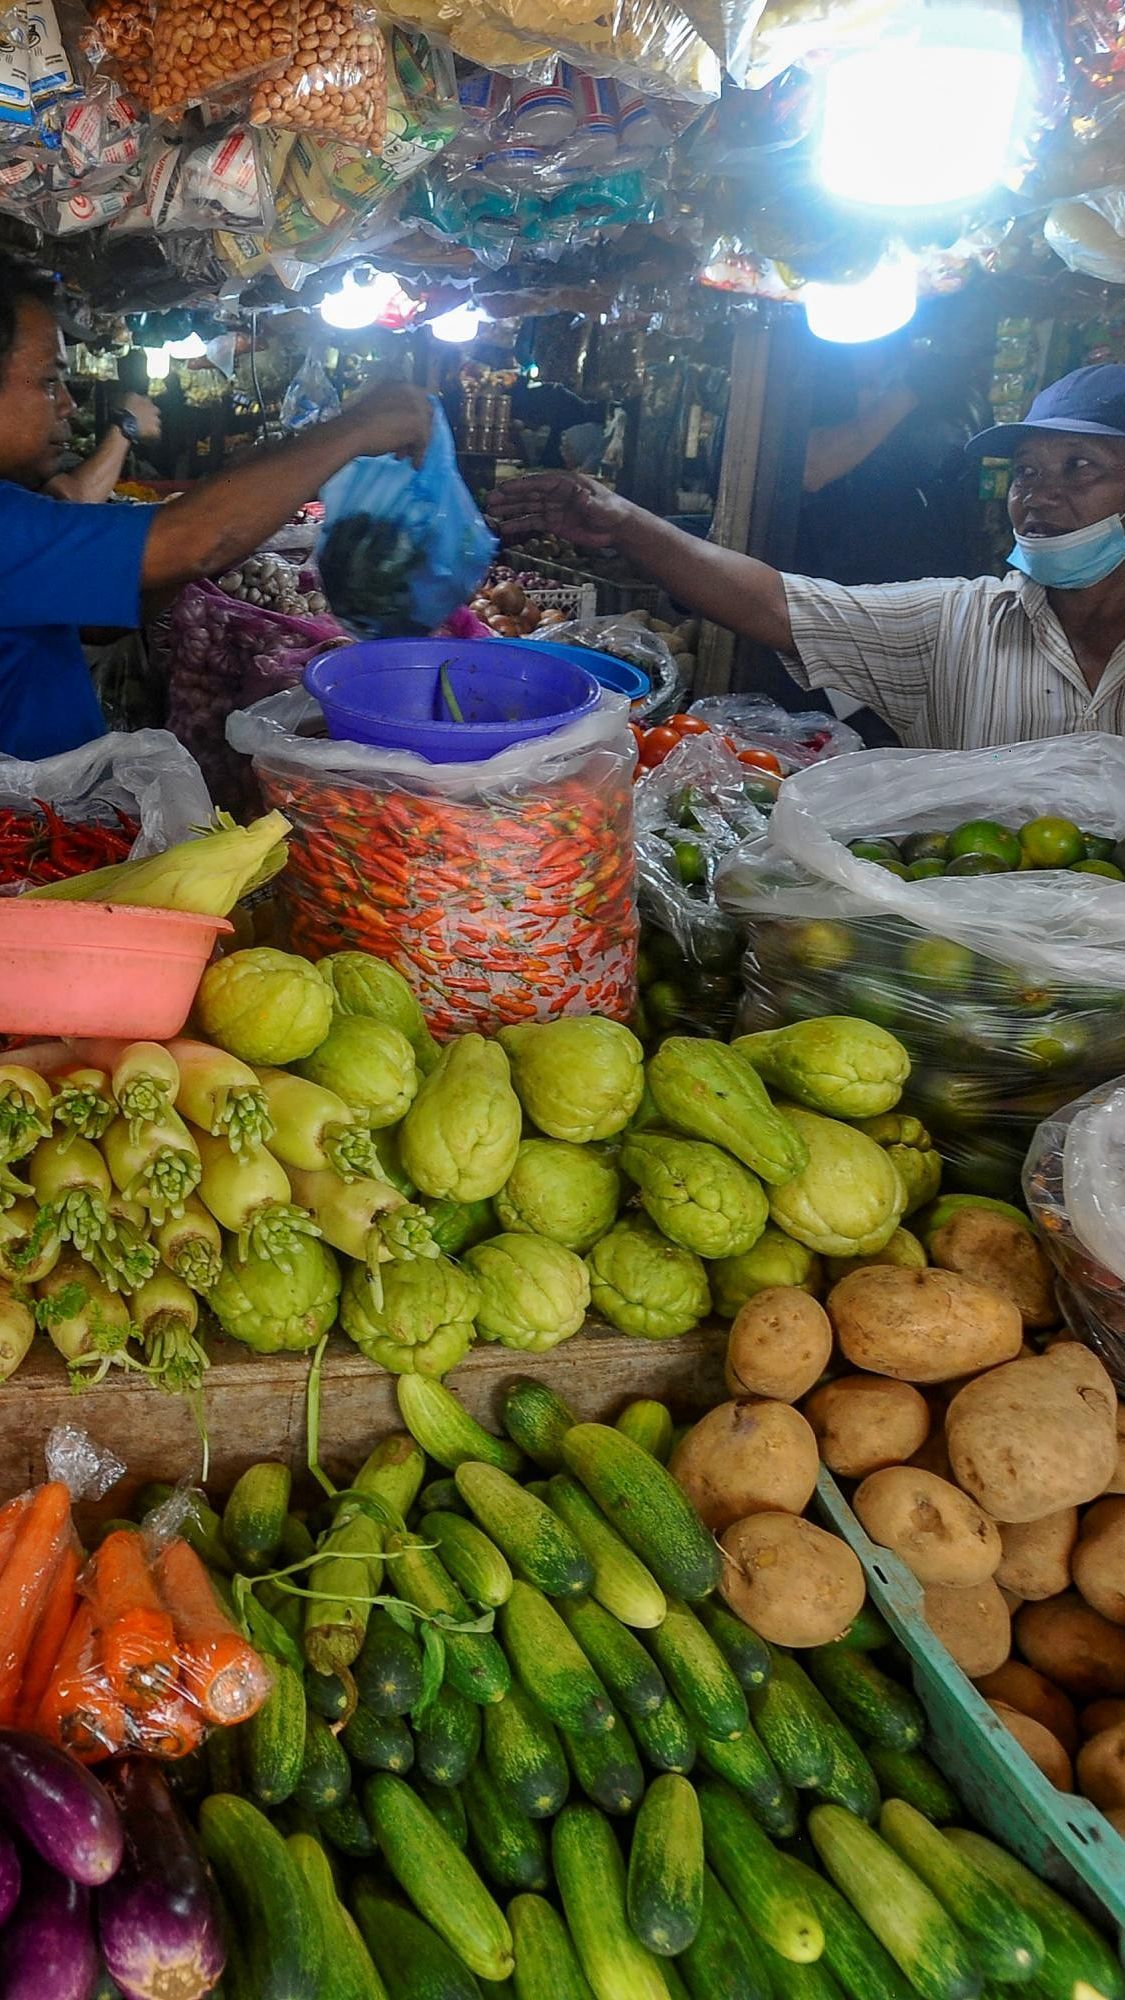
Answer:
xmin=0 ymin=902 xmax=233 ymax=1038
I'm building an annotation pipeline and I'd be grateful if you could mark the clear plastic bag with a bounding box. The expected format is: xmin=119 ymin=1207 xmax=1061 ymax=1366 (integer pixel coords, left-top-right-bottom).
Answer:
xmin=1024 ymin=1078 xmax=1125 ymax=1390
xmin=738 ymin=0 xmax=901 ymax=87
xmin=249 ymin=0 xmax=386 ymax=144
xmin=87 ymin=0 xmax=150 ymax=101
xmin=687 ymin=696 xmax=864 ymax=772
xmin=280 ymin=347 xmax=341 ymax=429
xmin=227 ymin=686 xmax=639 ymax=1037
xmin=0 ymin=6 xmax=35 ymax=144
xmin=540 ymin=616 xmax=682 ymax=716
xmin=0 ymin=728 xmax=211 ymax=862
xmin=477 ymin=0 xmax=719 ymax=98
xmin=149 ymin=0 xmax=296 ymax=119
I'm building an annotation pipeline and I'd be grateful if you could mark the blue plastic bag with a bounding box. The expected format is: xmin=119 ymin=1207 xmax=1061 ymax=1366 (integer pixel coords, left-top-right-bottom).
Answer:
xmin=317 ymin=400 xmax=497 ymax=638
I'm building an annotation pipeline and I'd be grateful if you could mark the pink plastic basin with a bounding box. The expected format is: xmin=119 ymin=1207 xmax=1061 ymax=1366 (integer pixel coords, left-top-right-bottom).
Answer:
xmin=0 ymin=902 xmax=233 ymax=1038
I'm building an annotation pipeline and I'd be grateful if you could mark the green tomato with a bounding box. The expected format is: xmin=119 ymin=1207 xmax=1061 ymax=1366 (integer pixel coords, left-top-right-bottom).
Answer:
xmin=947 ymin=819 xmax=1022 ymax=869
xmin=1019 ymin=816 xmax=1085 ymax=868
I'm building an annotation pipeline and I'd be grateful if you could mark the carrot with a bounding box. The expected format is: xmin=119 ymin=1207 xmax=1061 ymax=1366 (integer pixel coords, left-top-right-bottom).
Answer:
xmin=85 ymin=1529 xmax=177 ymax=1708
xmin=129 ymin=1680 xmax=207 ymax=1758
xmin=36 ymin=1603 xmax=127 ymax=1762
xmin=15 ymin=1542 xmax=80 ymax=1727
xmin=0 ymin=1492 xmax=33 ymax=1578
xmin=153 ymin=1538 xmax=270 ymax=1726
xmin=0 ymin=1480 xmax=72 ymax=1722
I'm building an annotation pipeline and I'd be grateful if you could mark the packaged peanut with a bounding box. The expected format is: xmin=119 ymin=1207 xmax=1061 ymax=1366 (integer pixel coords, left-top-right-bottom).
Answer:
xmin=249 ymin=0 xmax=385 ymax=147
xmin=88 ymin=0 xmax=151 ymax=104
xmin=150 ymin=0 xmax=296 ymax=120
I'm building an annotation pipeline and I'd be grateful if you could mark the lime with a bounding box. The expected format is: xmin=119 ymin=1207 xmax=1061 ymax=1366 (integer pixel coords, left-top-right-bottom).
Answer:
xmin=849 ymin=838 xmax=903 ymax=864
xmin=1018 ymin=816 xmax=1085 ymax=868
xmin=635 ymin=944 xmax=659 ymax=988
xmin=948 ymin=819 xmax=1022 ymax=869
xmin=1083 ymin=832 xmax=1116 ymax=862
xmin=840 ymin=974 xmax=902 ymax=1031
xmin=646 ymin=980 xmax=685 ymax=1030
xmin=906 ymin=858 xmax=946 ymax=880
xmin=672 ymin=840 xmax=706 ymax=887
xmin=1022 ymin=1018 xmax=1090 ymax=1071
xmin=902 ymin=937 xmax=977 ymax=988
xmin=901 ymin=830 xmax=951 ymax=864
xmin=789 ymin=921 xmax=854 ymax=973
xmin=1113 ymin=840 xmax=1125 ymax=874
xmin=1072 ymin=859 xmax=1124 ymax=880
xmin=946 ymin=852 xmax=1010 ymax=877
xmin=874 ymin=858 xmax=909 ymax=880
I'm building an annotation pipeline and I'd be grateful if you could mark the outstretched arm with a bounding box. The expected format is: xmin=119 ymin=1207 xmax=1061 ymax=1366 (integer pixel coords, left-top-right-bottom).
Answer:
xmin=48 ymin=393 xmax=163 ymax=504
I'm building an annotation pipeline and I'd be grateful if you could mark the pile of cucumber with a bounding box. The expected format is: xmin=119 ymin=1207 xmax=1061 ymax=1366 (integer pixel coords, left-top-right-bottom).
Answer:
xmin=150 ymin=1380 xmax=1125 ymax=2000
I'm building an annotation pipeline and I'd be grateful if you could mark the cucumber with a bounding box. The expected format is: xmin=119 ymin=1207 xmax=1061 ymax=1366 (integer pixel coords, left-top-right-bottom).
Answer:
xmin=245 ymin=1657 xmax=307 ymax=1806
xmin=200 ymin=1794 xmax=323 ymax=2000
xmin=304 ymin=1506 xmax=385 ymax=1677
xmin=697 ymin=1781 xmax=823 ymax=1964
xmin=352 ymin=1431 xmax=428 ymax=1520
xmin=866 ymin=1745 xmax=958 ymax=1823
xmin=365 ymin=1772 xmax=515 ymax=1982
xmin=945 ymin=1830 xmax=1125 ymax=2000
xmin=206 ymin=1725 xmax=243 ymax=1797
xmin=281 ymin=1513 xmax=317 ymax=1565
xmin=631 ymin=1695 xmax=696 ymax=1776
xmin=420 ymin=1511 xmax=514 ymax=1609
xmin=135 ymin=1482 xmax=233 ymax=1574
xmin=561 ymin=1425 xmax=721 ymax=1601
xmin=679 ymin=1868 xmax=773 ymax=2000
xmin=693 ymin=1724 xmax=798 ymax=1839
xmin=880 ymin=1799 xmax=1042 ymax=1985
xmin=343 ymin=1704 xmax=415 ymax=1773
xmin=462 ymin=1760 xmax=551 ymax=1892
xmin=223 ymin=1462 xmax=293 ymax=1573
xmin=398 ymin=1377 xmax=524 ymax=1474
xmin=806 ymin=1646 xmax=925 ymax=1751
xmin=787 ymin=1855 xmax=917 ymax=2000
xmin=386 ymin=1531 xmax=511 ymax=1706
xmin=614 ymin=1400 xmax=673 ymax=1462
xmin=748 ymin=1649 xmax=840 ymax=1790
xmin=558 ymin=1596 xmax=667 ymax=1717
xmin=647 ymin=1600 xmax=749 ymax=1742
xmin=758 ymin=1948 xmax=846 ymax=2000
xmin=319 ymin=1795 xmax=377 ymax=1861
xmin=694 ymin=1601 xmax=770 ymax=1693
xmin=553 ymin=1803 xmax=675 ymax=2000
xmin=413 ymin=1682 xmax=482 ymax=1787
xmin=414 ymin=1778 xmax=468 ymax=1848
xmin=562 ymin=1707 xmax=646 ymax=1815
xmin=482 ymin=1685 xmax=569 ymax=1818
xmin=355 ymin=1609 xmax=424 ymax=1717
xmin=499 ymin=1582 xmax=615 ymax=1736
xmin=626 ymin=1773 xmax=703 ymax=1957
xmin=546 ymin=1476 xmax=667 ymax=1628
xmin=418 ymin=1477 xmax=468 ymax=1516
xmin=659 ymin=1964 xmax=690 ymax=2000
xmin=306 ymin=1665 xmax=357 ymax=1724
xmin=295 ymin=1711 xmax=353 ymax=1814
xmin=351 ymin=1882 xmax=483 ymax=2000
xmin=288 ymin=1832 xmax=388 ymax=2000
xmin=455 ymin=1464 xmax=593 ymax=1599
xmin=825 ymin=1602 xmax=893 ymax=1652
xmin=808 ymin=1805 xmax=981 ymax=2000
xmin=510 ymin=1894 xmax=595 ymax=2000
xmin=502 ymin=1378 xmax=580 ymax=1470
xmin=260 ymin=1580 xmax=305 ymax=1649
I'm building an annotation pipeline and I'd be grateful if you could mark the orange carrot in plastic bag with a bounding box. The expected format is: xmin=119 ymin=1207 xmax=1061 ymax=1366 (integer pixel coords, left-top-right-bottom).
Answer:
xmin=130 ymin=1680 xmax=207 ymax=1758
xmin=16 ymin=1543 xmax=81 ymax=1727
xmin=36 ymin=1603 xmax=128 ymax=1762
xmin=85 ymin=1529 xmax=177 ymax=1708
xmin=153 ymin=1538 xmax=270 ymax=1726
xmin=0 ymin=1481 xmax=72 ymax=1722
xmin=0 ymin=1493 xmax=33 ymax=1578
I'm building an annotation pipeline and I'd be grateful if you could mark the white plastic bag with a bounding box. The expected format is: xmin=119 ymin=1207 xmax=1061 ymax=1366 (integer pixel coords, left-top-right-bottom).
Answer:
xmin=0 ymin=727 xmax=212 ymax=858
xmin=1024 ymin=1078 xmax=1125 ymax=1388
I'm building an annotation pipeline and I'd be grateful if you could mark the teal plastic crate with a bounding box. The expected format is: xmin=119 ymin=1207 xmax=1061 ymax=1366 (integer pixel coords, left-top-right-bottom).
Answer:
xmin=816 ymin=1466 xmax=1125 ymax=1953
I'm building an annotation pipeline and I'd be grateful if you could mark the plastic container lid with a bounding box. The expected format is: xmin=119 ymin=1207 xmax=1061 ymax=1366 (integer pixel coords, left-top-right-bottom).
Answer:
xmin=532 ymin=639 xmax=651 ymax=703
xmin=0 ymin=901 xmax=233 ymax=1038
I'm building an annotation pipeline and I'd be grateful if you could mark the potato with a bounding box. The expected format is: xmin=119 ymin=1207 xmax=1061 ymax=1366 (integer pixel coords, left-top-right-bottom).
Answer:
xmin=1104 ymin=1807 xmax=1125 ymax=1836
xmin=1016 ymin=1593 xmax=1125 ymax=1700
xmin=986 ymin=1701 xmax=1074 ymax=1789
xmin=1076 ymin=1721 xmax=1125 ymax=1811
xmin=1072 ymin=1498 xmax=1125 ymax=1627
xmin=719 ymin=1512 xmax=865 ymax=1648
xmin=669 ymin=1399 xmax=819 ymax=1534
xmin=975 ymin=1661 xmax=1078 ymax=1755
xmin=946 ymin=1346 xmax=1118 ymax=1523
xmin=910 ymin=1424 xmax=954 ymax=1481
xmin=829 ymin=1267 xmax=1023 ymax=1383
xmin=1103 ymin=1405 xmax=1125 ymax=1495
xmin=725 ymin=1288 xmax=833 ymax=1403
xmin=1081 ymin=1698 xmax=1125 ymax=1738
xmin=927 ymin=1209 xmax=1057 ymax=1328
xmin=923 ymin=1578 xmax=1011 ymax=1678
xmin=853 ymin=1467 xmax=1001 ymax=1586
xmin=999 ymin=1587 xmax=1025 ymax=1614
xmin=995 ymin=1510 xmax=1079 ymax=1602
xmin=803 ymin=1376 xmax=930 ymax=1478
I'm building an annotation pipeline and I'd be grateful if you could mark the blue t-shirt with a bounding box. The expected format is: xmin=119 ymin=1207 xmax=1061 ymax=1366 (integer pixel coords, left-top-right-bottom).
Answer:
xmin=0 ymin=482 xmax=157 ymax=761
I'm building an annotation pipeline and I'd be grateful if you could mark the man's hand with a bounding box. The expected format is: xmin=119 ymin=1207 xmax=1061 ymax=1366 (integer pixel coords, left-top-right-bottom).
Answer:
xmin=121 ymin=392 xmax=162 ymax=443
xmin=487 ymin=471 xmax=631 ymax=550
xmin=344 ymin=382 xmax=433 ymax=466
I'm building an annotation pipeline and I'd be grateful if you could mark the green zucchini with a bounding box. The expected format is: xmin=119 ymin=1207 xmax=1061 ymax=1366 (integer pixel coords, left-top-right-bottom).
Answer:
xmin=824 ymin=1602 xmax=893 ymax=1652
xmin=808 ymin=1804 xmax=980 ymax=2000
xmin=462 ymin=1760 xmax=551 ymax=1892
xmin=454 ymin=1463 xmax=593 ymax=1599
xmin=694 ymin=1600 xmax=771 ymax=1693
xmin=561 ymin=1707 xmax=646 ymax=1815
xmin=200 ymin=1794 xmax=323 ymax=2000
xmin=679 ymin=1868 xmax=773 ymax=2000
xmin=136 ymin=1482 xmax=233 ymax=1574
xmin=806 ymin=1646 xmax=925 ymax=1751
xmin=698 ymin=1781 xmax=823 ymax=1964
xmin=631 ymin=1695 xmax=696 ymax=1776
xmin=413 ymin=1682 xmax=481 ymax=1787
xmin=500 ymin=1581 xmax=615 ymax=1735
xmin=561 ymin=1424 xmax=722 ymax=1601
xmin=944 ymin=1830 xmax=1125 ymax=2000
xmin=482 ymin=1685 xmax=569 ymax=1817
xmin=351 ymin=1882 xmax=483 ymax=2000
xmin=510 ymin=1894 xmax=595 ymax=2000
xmin=343 ymin=1704 xmax=415 ymax=1773
xmin=420 ymin=1510 xmax=514 ymax=1609
xmin=398 ymin=1376 xmax=524 ymax=1474
xmin=418 ymin=1477 xmax=467 ymax=1516
xmin=365 ymin=1772 xmax=515 ymax=1982
xmin=546 ymin=1475 xmax=667 ymax=1628
xmin=319 ymin=1795 xmax=377 ymax=1861
xmin=626 ymin=1774 xmax=704 ymax=1957
xmin=304 ymin=1506 xmax=385 ymax=1677
xmin=305 ymin=1665 xmax=357 ymax=1724
xmin=693 ymin=1724 xmax=798 ymax=1839
xmin=647 ymin=1600 xmax=749 ymax=1742
xmin=614 ymin=1400 xmax=673 ymax=1462
xmin=223 ymin=1462 xmax=292 ymax=1574
xmin=245 ymin=1658 xmax=307 ymax=1806
xmin=295 ymin=1711 xmax=353 ymax=1814
xmin=352 ymin=1431 xmax=428 ymax=1520
xmin=386 ymin=1530 xmax=511 ymax=1706
xmin=502 ymin=1377 xmax=580 ymax=1470
xmin=880 ymin=1799 xmax=1042 ymax=1984
xmin=414 ymin=1778 xmax=468 ymax=1848
xmin=558 ymin=1596 xmax=667 ymax=1717
xmin=866 ymin=1745 xmax=958 ymax=1823
xmin=787 ymin=1855 xmax=917 ymax=2000
xmin=553 ymin=1803 xmax=675 ymax=2000
xmin=288 ymin=1832 xmax=388 ymax=2000
xmin=354 ymin=1608 xmax=424 ymax=1717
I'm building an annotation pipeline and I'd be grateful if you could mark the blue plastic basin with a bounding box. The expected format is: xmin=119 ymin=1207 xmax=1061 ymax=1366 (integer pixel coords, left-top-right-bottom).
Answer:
xmin=532 ymin=640 xmax=651 ymax=703
xmin=303 ymin=638 xmax=601 ymax=761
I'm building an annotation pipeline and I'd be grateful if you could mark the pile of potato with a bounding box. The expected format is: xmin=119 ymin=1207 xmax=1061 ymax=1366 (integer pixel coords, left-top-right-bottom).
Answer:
xmin=669 ymin=1201 xmax=1125 ymax=1837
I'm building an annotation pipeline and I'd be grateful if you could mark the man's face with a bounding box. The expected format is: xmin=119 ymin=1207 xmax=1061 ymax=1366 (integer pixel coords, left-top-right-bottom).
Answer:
xmin=1008 ymin=430 xmax=1125 ymax=539
xmin=0 ymin=299 xmax=75 ymax=488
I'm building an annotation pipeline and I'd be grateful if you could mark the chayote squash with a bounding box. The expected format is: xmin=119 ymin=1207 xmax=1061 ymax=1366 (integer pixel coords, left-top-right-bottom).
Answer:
xmin=766 ymin=1106 xmax=906 ymax=1258
xmin=646 ymin=1038 xmax=807 ymax=1186
xmin=619 ymin=1132 xmax=768 ymax=1261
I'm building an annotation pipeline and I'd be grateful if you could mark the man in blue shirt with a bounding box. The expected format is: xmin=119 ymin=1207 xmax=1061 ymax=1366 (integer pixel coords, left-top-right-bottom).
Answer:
xmin=0 ymin=254 xmax=432 ymax=761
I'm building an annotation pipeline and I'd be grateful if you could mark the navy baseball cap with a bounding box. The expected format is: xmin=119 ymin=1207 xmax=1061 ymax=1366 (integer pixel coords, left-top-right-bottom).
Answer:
xmin=966 ymin=364 xmax=1125 ymax=459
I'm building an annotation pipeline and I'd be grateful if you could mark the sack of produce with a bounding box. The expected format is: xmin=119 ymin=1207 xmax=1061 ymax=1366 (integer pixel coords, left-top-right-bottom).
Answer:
xmin=227 ymin=687 xmax=638 ymax=1038
xmin=1024 ymin=1076 xmax=1125 ymax=1390
xmin=0 ymin=728 xmax=210 ymax=891
xmin=718 ymin=734 xmax=1125 ymax=1198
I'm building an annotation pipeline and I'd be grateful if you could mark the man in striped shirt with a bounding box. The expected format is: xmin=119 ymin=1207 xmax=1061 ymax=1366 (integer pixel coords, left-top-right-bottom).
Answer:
xmin=489 ymin=364 xmax=1125 ymax=751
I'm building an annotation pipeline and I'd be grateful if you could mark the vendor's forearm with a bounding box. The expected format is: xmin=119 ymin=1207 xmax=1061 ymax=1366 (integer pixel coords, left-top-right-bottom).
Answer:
xmin=612 ymin=504 xmax=792 ymax=652
xmin=47 ymin=429 xmax=130 ymax=504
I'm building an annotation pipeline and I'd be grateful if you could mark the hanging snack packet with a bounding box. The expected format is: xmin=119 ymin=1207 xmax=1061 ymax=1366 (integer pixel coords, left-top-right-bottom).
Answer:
xmin=249 ymin=0 xmax=386 ymax=147
xmin=88 ymin=0 xmax=150 ymax=100
xmin=150 ymin=0 xmax=296 ymax=120
xmin=0 ymin=6 xmax=35 ymax=143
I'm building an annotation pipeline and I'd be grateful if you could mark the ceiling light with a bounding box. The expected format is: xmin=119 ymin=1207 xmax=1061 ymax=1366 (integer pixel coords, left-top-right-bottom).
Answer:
xmin=319 ymin=268 xmax=405 ymax=330
xmin=803 ymin=251 xmax=918 ymax=343
xmin=165 ymin=331 xmax=207 ymax=359
xmin=144 ymin=345 xmax=170 ymax=379
xmin=429 ymin=302 xmax=483 ymax=344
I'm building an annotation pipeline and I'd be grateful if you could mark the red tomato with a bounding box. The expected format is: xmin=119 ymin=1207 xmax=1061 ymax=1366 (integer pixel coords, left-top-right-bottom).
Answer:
xmin=738 ymin=747 xmax=784 ymax=775
xmin=640 ymin=726 xmax=682 ymax=766
xmin=629 ymin=723 xmax=646 ymax=752
xmin=668 ymin=714 xmax=710 ymax=735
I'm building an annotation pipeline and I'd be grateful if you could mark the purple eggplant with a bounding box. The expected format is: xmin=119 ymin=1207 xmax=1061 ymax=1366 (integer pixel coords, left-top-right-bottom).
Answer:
xmin=0 ymin=1820 xmax=21 ymax=1926
xmin=0 ymin=1855 xmax=98 ymax=2000
xmin=0 ymin=1732 xmax=123 ymax=1887
xmin=98 ymin=1759 xmax=225 ymax=2000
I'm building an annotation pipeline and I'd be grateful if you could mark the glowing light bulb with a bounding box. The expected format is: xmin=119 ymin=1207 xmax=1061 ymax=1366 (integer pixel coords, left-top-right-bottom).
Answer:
xmin=429 ymin=302 xmax=483 ymax=344
xmin=803 ymin=252 xmax=919 ymax=343
xmin=144 ymin=345 xmax=171 ymax=380
xmin=319 ymin=268 xmax=405 ymax=330
xmin=165 ymin=331 xmax=207 ymax=359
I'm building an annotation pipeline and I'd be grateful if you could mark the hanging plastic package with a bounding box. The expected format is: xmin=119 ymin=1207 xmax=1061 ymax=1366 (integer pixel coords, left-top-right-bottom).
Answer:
xmin=0 ymin=5 xmax=36 ymax=142
xmin=1024 ymin=1077 xmax=1125 ymax=1392
xmin=317 ymin=400 xmax=496 ymax=637
xmin=280 ymin=347 xmax=341 ymax=429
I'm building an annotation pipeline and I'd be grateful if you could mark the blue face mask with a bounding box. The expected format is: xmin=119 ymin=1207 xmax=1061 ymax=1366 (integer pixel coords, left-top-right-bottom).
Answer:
xmin=1009 ymin=512 xmax=1125 ymax=589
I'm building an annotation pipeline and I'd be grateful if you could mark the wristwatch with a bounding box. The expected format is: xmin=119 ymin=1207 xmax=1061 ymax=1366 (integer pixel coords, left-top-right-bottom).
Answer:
xmin=109 ymin=408 xmax=141 ymax=445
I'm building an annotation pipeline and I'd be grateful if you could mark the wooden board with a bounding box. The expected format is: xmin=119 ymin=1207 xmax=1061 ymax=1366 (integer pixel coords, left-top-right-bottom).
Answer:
xmin=0 ymin=1323 xmax=728 ymax=1514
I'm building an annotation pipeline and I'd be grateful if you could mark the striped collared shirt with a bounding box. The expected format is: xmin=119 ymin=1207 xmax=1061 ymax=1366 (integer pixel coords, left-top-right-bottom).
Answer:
xmin=780 ymin=569 xmax=1125 ymax=749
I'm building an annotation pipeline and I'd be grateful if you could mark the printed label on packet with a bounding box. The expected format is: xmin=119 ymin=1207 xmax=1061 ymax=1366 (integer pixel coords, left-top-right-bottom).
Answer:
xmin=0 ymin=9 xmax=34 ymax=129
xmin=27 ymin=0 xmax=76 ymax=108
xmin=53 ymin=172 xmax=138 ymax=230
